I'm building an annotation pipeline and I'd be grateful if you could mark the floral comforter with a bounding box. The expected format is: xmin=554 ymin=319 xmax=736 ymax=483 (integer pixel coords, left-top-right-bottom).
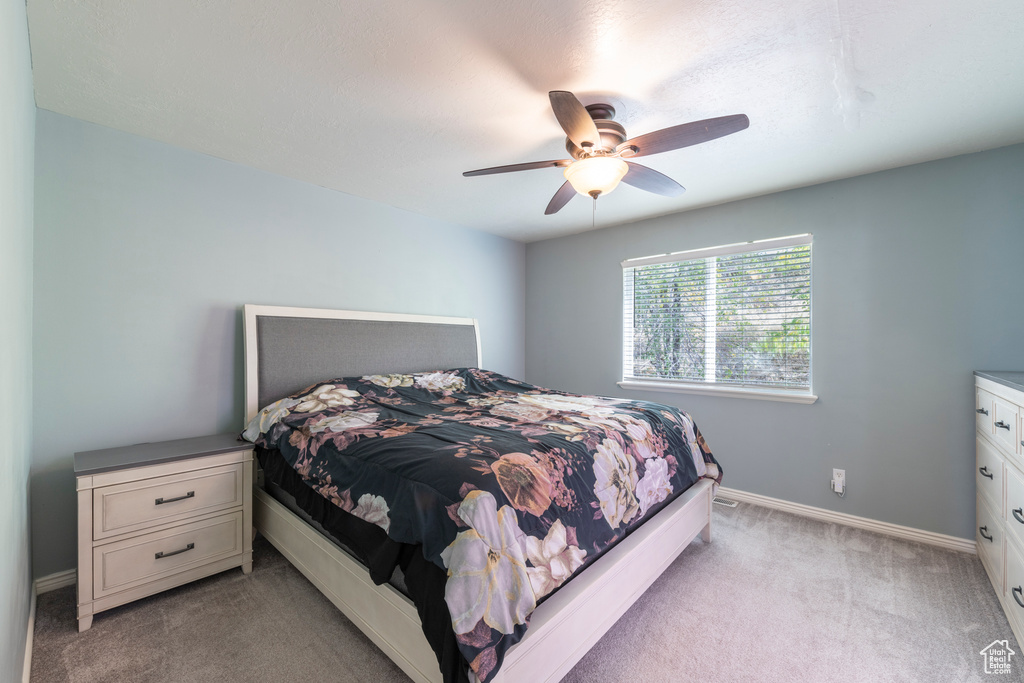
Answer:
xmin=243 ymin=368 xmax=721 ymax=682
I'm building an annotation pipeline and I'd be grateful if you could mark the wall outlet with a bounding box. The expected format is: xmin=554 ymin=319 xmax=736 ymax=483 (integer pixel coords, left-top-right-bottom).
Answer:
xmin=831 ymin=468 xmax=846 ymax=495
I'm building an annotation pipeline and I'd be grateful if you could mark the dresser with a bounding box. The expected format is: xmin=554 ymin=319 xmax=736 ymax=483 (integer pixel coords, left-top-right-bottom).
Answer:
xmin=75 ymin=434 xmax=253 ymax=631
xmin=975 ymin=372 xmax=1024 ymax=644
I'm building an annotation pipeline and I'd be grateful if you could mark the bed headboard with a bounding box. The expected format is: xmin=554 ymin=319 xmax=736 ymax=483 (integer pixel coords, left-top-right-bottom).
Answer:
xmin=243 ymin=305 xmax=481 ymax=423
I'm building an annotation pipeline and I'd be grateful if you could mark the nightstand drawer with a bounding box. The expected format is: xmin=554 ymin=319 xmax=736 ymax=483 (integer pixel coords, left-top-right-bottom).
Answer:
xmin=93 ymin=511 xmax=244 ymax=598
xmin=94 ymin=462 xmax=244 ymax=540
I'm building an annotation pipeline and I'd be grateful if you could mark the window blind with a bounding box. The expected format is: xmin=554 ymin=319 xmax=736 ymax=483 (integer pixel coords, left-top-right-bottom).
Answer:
xmin=623 ymin=235 xmax=811 ymax=390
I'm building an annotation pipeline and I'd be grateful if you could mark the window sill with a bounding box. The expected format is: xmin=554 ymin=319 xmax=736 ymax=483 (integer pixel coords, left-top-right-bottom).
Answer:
xmin=617 ymin=380 xmax=818 ymax=404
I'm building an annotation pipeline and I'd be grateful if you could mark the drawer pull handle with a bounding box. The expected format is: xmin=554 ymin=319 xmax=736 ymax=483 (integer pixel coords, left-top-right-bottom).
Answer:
xmin=996 ymin=420 xmax=1011 ymax=431
xmin=977 ymin=408 xmax=990 ymax=415
xmin=155 ymin=543 xmax=194 ymax=560
xmin=1013 ymin=508 xmax=1024 ymax=525
xmin=155 ymin=491 xmax=195 ymax=505
xmin=1014 ymin=587 xmax=1024 ymax=609
xmin=980 ymin=526 xmax=993 ymax=541
xmin=979 ymin=466 xmax=994 ymax=479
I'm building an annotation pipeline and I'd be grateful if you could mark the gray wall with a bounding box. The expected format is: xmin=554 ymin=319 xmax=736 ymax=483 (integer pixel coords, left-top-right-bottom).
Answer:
xmin=526 ymin=144 xmax=1024 ymax=541
xmin=1 ymin=0 xmax=35 ymax=677
xmin=32 ymin=110 xmax=526 ymax=577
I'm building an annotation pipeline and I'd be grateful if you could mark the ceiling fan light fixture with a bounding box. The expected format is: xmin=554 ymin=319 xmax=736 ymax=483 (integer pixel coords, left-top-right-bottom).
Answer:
xmin=462 ymin=90 xmax=746 ymax=215
xmin=563 ymin=156 xmax=628 ymax=198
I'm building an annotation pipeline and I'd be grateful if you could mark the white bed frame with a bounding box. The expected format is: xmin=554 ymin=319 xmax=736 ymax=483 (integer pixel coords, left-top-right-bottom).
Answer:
xmin=243 ymin=304 xmax=714 ymax=683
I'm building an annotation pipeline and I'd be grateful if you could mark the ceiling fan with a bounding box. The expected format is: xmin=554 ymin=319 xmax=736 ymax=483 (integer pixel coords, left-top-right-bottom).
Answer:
xmin=463 ymin=91 xmax=749 ymax=215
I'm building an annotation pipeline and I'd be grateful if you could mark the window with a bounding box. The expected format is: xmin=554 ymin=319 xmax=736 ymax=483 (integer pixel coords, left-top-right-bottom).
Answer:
xmin=621 ymin=234 xmax=814 ymax=403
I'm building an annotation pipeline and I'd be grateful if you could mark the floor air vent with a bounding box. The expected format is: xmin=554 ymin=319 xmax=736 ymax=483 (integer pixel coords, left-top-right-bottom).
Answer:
xmin=712 ymin=497 xmax=738 ymax=508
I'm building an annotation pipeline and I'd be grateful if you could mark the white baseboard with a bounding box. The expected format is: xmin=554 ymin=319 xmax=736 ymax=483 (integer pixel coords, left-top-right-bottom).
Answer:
xmin=22 ymin=589 xmax=36 ymax=683
xmin=34 ymin=568 xmax=76 ymax=595
xmin=23 ymin=568 xmax=77 ymax=682
xmin=717 ymin=486 xmax=977 ymax=555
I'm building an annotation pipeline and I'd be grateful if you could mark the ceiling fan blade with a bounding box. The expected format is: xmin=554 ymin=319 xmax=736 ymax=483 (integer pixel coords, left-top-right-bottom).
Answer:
xmin=463 ymin=159 xmax=572 ymax=177
xmin=622 ymin=162 xmax=686 ymax=197
xmin=549 ymin=91 xmax=601 ymax=150
xmin=620 ymin=114 xmax=749 ymax=158
xmin=544 ymin=180 xmax=576 ymax=215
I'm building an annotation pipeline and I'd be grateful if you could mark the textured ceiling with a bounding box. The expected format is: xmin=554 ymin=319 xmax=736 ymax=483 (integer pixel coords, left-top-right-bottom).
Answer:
xmin=27 ymin=0 xmax=1024 ymax=242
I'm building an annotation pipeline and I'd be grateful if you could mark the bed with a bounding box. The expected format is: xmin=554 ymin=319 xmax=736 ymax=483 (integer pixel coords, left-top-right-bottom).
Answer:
xmin=242 ymin=304 xmax=719 ymax=683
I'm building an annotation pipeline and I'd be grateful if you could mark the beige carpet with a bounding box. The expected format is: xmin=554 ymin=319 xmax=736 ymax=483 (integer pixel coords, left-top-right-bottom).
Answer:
xmin=31 ymin=502 xmax=1020 ymax=682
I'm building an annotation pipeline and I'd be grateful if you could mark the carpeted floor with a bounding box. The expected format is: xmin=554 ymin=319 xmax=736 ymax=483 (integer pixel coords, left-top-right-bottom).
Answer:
xmin=30 ymin=502 xmax=1021 ymax=682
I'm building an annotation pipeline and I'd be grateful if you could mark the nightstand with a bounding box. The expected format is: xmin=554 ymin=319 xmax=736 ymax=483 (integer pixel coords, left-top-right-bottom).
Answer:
xmin=75 ymin=434 xmax=253 ymax=631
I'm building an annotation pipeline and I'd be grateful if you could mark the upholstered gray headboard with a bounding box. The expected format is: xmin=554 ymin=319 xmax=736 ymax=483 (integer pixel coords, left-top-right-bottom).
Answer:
xmin=243 ymin=305 xmax=481 ymax=421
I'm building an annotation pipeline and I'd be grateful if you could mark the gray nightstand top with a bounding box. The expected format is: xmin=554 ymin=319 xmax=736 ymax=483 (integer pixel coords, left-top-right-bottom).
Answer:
xmin=975 ymin=371 xmax=1024 ymax=394
xmin=74 ymin=433 xmax=250 ymax=476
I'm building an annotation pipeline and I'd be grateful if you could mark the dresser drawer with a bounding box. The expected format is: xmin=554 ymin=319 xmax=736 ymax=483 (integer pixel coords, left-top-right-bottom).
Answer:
xmin=992 ymin=395 xmax=1020 ymax=457
xmin=93 ymin=462 xmax=244 ymax=540
xmin=977 ymin=436 xmax=1005 ymax=515
xmin=978 ymin=496 xmax=1004 ymax=594
xmin=978 ymin=389 xmax=994 ymax=434
xmin=1005 ymin=540 xmax=1024 ymax=632
xmin=1006 ymin=464 xmax=1024 ymax=548
xmin=93 ymin=511 xmax=244 ymax=598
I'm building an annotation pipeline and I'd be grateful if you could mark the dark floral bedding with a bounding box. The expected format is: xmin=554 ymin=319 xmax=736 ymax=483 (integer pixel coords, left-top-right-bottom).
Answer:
xmin=243 ymin=368 xmax=721 ymax=682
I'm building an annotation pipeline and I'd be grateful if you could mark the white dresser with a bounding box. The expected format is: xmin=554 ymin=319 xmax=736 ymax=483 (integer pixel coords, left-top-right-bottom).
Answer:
xmin=975 ymin=372 xmax=1024 ymax=644
xmin=75 ymin=434 xmax=253 ymax=631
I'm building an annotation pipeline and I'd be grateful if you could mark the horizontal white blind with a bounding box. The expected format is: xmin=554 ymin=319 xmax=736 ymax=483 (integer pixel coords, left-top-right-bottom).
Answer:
xmin=623 ymin=238 xmax=811 ymax=390
xmin=621 ymin=233 xmax=812 ymax=268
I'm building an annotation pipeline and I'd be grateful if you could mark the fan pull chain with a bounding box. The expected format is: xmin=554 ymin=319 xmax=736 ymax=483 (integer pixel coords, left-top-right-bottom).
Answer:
xmin=592 ymin=195 xmax=597 ymax=228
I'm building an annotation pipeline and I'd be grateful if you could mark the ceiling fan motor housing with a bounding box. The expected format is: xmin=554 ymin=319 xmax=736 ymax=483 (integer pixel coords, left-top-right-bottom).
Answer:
xmin=565 ymin=104 xmax=627 ymax=159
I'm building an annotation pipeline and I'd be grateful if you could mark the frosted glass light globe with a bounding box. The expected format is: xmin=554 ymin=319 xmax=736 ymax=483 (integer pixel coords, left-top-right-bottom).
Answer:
xmin=564 ymin=157 xmax=629 ymax=198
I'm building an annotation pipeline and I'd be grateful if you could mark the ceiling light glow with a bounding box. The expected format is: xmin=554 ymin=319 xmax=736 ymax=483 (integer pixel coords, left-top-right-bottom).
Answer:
xmin=564 ymin=156 xmax=629 ymax=198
